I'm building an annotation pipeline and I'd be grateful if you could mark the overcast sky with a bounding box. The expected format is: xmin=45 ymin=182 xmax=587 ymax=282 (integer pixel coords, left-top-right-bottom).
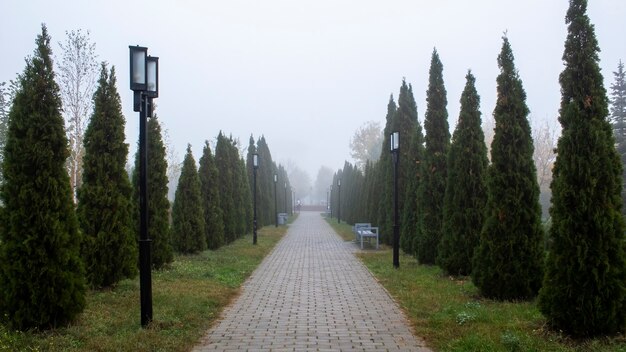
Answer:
xmin=1 ymin=0 xmax=625 ymax=180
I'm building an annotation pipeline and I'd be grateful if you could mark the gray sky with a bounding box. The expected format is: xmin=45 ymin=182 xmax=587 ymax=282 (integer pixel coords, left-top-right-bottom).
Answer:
xmin=1 ymin=0 xmax=625 ymax=179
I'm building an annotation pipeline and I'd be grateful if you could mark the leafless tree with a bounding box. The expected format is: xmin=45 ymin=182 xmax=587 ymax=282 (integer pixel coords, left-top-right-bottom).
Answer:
xmin=56 ymin=29 xmax=98 ymax=202
xmin=163 ymin=127 xmax=182 ymax=201
xmin=532 ymin=118 xmax=559 ymax=191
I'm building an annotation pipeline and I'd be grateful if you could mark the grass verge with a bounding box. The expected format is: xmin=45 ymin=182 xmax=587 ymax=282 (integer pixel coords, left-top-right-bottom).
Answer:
xmin=0 ymin=223 xmax=290 ymax=352
xmin=326 ymin=218 xmax=626 ymax=352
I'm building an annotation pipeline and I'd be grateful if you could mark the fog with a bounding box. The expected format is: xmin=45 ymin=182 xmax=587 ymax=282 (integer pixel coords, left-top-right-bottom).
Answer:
xmin=2 ymin=0 xmax=625 ymax=202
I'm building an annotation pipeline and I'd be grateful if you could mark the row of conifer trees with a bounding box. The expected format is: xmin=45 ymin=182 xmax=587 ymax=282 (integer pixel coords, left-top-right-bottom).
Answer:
xmin=0 ymin=25 xmax=291 ymax=330
xmin=330 ymin=0 xmax=625 ymax=337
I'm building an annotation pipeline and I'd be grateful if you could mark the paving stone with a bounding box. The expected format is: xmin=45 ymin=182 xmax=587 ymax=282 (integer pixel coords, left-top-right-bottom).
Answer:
xmin=192 ymin=212 xmax=431 ymax=351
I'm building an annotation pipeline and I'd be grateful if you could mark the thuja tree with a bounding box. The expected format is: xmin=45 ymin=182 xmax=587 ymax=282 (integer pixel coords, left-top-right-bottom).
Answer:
xmin=215 ymin=132 xmax=242 ymax=242
xmin=437 ymin=72 xmax=488 ymax=276
xmin=400 ymin=124 xmax=424 ymax=256
xmin=539 ymin=0 xmax=626 ymax=336
xmin=132 ymin=114 xmax=173 ymax=268
xmin=236 ymin=157 xmax=252 ymax=236
xmin=0 ymin=25 xmax=85 ymax=329
xmin=77 ymin=64 xmax=136 ymax=288
xmin=417 ymin=49 xmax=450 ymax=264
xmin=199 ymin=140 xmax=225 ymax=249
xmin=393 ymin=81 xmax=422 ymax=251
xmin=472 ymin=37 xmax=544 ymax=300
xmin=376 ymin=95 xmax=397 ymax=244
xmin=172 ymin=145 xmax=206 ymax=253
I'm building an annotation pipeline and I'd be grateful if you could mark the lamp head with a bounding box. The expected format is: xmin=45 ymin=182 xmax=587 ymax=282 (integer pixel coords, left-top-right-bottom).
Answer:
xmin=129 ymin=45 xmax=147 ymax=91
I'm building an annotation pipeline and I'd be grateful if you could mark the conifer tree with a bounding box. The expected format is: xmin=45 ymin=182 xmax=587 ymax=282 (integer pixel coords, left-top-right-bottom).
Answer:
xmin=77 ymin=64 xmax=136 ymax=288
xmin=172 ymin=145 xmax=206 ymax=253
xmin=472 ymin=37 xmax=544 ymax=300
xmin=256 ymin=136 xmax=275 ymax=227
xmin=199 ymin=140 xmax=225 ymax=249
xmin=539 ymin=0 xmax=626 ymax=336
xmin=0 ymin=25 xmax=85 ymax=329
xmin=438 ymin=72 xmax=488 ymax=276
xmin=236 ymin=157 xmax=252 ymax=236
xmin=132 ymin=115 xmax=173 ymax=268
xmin=215 ymin=132 xmax=237 ymax=241
xmin=400 ymin=128 xmax=424 ymax=256
xmin=417 ymin=49 xmax=450 ymax=264
xmin=610 ymin=60 xmax=626 ymax=215
xmin=390 ymin=81 xmax=422 ymax=251
xmin=377 ymin=95 xmax=397 ymax=244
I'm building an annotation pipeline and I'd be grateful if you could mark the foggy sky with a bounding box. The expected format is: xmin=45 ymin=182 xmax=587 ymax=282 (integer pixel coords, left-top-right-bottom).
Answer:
xmin=1 ymin=0 xmax=625 ymax=181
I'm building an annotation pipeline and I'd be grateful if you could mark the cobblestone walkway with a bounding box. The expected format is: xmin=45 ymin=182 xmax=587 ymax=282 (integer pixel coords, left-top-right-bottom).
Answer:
xmin=193 ymin=211 xmax=431 ymax=352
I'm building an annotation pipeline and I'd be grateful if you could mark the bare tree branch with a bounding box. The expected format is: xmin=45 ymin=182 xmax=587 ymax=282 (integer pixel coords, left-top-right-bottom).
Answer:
xmin=56 ymin=29 xmax=98 ymax=203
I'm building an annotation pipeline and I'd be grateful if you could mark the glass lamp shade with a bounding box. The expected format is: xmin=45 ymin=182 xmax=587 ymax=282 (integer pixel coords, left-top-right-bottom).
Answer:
xmin=391 ymin=131 xmax=400 ymax=151
xmin=274 ymin=174 xmax=278 ymax=183
xmin=338 ymin=179 xmax=341 ymax=186
xmin=146 ymin=56 xmax=159 ymax=98
xmin=129 ymin=46 xmax=147 ymax=91
xmin=253 ymin=153 xmax=259 ymax=168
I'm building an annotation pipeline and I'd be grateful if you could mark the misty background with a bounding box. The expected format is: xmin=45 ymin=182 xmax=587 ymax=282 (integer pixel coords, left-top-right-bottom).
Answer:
xmin=1 ymin=0 xmax=624 ymax=205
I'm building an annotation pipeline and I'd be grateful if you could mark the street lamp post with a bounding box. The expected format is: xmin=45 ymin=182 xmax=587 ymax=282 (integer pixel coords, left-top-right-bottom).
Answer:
xmin=253 ymin=153 xmax=259 ymax=245
xmin=337 ymin=179 xmax=341 ymax=224
xmin=284 ymin=182 xmax=287 ymax=215
xmin=391 ymin=131 xmax=400 ymax=269
xmin=129 ymin=45 xmax=159 ymax=327
xmin=274 ymin=174 xmax=278 ymax=227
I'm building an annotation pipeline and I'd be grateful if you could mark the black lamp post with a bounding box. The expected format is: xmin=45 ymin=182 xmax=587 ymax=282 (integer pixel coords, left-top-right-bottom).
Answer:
xmin=391 ymin=131 xmax=400 ymax=268
xmin=129 ymin=45 xmax=158 ymax=327
xmin=337 ymin=179 xmax=341 ymax=224
xmin=274 ymin=174 xmax=278 ymax=227
xmin=253 ymin=153 xmax=259 ymax=245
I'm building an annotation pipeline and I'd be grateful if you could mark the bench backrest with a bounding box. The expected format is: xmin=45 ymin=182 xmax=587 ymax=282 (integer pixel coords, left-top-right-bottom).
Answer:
xmin=353 ymin=223 xmax=371 ymax=231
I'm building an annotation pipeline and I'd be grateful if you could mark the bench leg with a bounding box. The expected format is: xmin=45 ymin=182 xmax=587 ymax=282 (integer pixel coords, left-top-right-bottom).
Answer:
xmin=361 ymin=236 xmax=364 ymax=250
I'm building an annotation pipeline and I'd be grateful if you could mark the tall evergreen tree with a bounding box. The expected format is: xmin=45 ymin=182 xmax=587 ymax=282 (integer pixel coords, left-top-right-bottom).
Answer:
xmin=438 ymin=72 xmax=488 ymax=276
xmin=0 ymin=25 xmax=85 ymax=329
xmin=132 ymin=114 xmax=173 ymax=268
xmin=215 ymin=132 xmax=237 ymax=242
xmin=256 ymin=136 xmax=275 ymax=227
xmin=417 ymin=49 xmax=450 ymax=264
xmin=609 ymin=60 xmax=626 ymax=216
xmin=172 ymin=145 xmax=206 ymax=253
xmin=77 ymin=64 xmax=136 ymax=288
xmin=199 ymin=140 xmax=225 ymax=249
xmin=400 ymin=126 xmax=424 ymax=256
xmin=472 ymin=37 xmax=544 ymax=300
xmin=389 ymin=81 xmax=422 ymax=251
xmin=539 ymin=0 xmax=626 ymax=336
xmin=236 ymin=156 xmax=252 ymax=236
xmin=377 ymin=95 xmax=397 ymax=244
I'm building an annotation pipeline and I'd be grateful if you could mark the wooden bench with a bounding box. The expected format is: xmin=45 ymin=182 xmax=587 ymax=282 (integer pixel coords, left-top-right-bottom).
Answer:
xmin=352 ymin=223 xmax=379 ymax=250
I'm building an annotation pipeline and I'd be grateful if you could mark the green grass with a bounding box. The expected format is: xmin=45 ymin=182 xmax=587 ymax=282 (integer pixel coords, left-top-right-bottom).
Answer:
xmin=0 ymin=222 xmax=290 ymax=352
xmin=326 ymin=219 xmax=626 ymax=352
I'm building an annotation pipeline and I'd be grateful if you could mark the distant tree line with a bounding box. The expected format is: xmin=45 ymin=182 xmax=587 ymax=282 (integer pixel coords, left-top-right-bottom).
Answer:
xmin=0 ymin=25 xmax=291 ymax=330
xmin=331 ymin=0 xmax=624 ymax=338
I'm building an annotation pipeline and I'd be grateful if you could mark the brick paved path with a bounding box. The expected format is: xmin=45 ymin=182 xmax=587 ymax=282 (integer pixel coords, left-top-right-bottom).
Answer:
xmin=193 ymin=211 xmax=431 ymax=352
